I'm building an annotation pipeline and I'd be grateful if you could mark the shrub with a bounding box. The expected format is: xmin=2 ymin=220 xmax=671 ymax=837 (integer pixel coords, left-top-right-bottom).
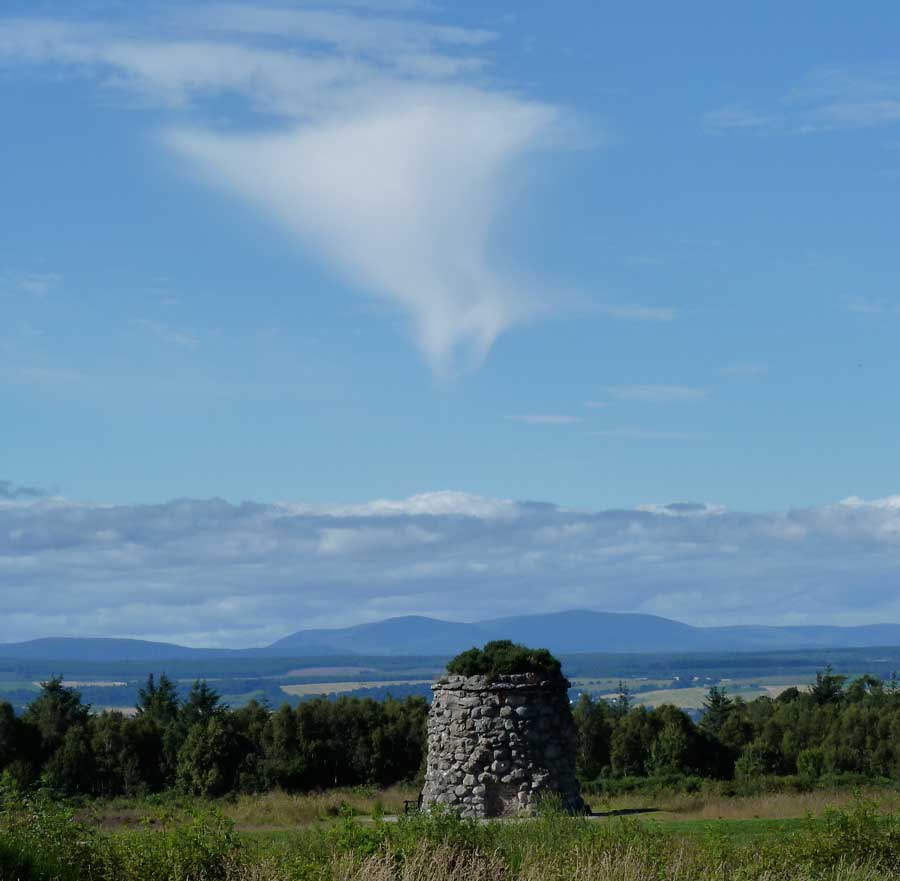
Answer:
xmin=0 ymin=791 xmax=109 ymax=881
xmin=0 ymin=791 xmax=243 ymax=881
xmin=790 ymin=796 xmax=900 ymax=872
xmin=445 ymin=640 xmax=563 ymax=681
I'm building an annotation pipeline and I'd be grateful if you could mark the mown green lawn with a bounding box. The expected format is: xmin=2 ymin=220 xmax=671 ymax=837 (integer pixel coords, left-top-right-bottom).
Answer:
xmin=644 ymin=814 xmax=817 ymax=842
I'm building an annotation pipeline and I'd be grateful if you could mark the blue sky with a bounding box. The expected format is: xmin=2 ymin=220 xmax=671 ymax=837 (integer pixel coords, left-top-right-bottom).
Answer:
xmin=2 ymin=2 xmax=900 ymax=643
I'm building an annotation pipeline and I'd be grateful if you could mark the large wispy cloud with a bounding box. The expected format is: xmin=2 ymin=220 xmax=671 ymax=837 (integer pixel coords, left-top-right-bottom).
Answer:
xmin=0 ymin=4 xmax=577 ymax=374
xmin=3 ymin=489 xmax=900 ymax=646
xmin=165 ymin=90 xmax=557 ymax=372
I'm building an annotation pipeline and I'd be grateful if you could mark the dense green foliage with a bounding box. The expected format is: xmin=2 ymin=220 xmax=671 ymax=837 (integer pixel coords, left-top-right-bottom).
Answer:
xmin=7 ymin=666 xmax=900 ymax=804
xmin=446 ymin=640 xmax=563 ymax=680
xmin=574 ymin=669 xmax=900 ymax=787
xmin=0 ymin=676 xmax=427 ymax=799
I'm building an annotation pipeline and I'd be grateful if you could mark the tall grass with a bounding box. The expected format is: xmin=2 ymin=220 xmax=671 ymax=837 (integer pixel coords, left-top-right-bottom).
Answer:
xmin=225 ymin=786 xmax=418 ymax=829
xmin=5 ymin=788 xmax=900 ymax=880
xmin=596 ymin=786 xmax=900 ymax=821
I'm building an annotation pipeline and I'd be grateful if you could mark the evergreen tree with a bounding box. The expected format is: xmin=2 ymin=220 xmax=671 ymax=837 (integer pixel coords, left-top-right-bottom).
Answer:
xmin=649 ymin=719 xmax=691 ymax=776
xmin=181 ymin=680 xmax=223 ymax=728
xmin=610 ymin=707 xmax=655 ymax=776
xmin=136 ymin=673 xmax=180 ymax=724
xmin=613 ymin=681 xmax=632 ymax=720
xmin=22 ymin=677 xmax=90 ymax=757
xmin=846 ymin=674 xmax=883 ymax=703
xmin=44 ymin=725 xmax=95 ymax=796
xmin=700 ymin=686 xmax=733 ymax=738
xmin=122 ymin=712 xmax=168 ymax=793
xmin=90 ymin=711 xmax=128 ymax=798
xmin=176 ymin=716 xmax=239 ymax=797
xmin=810 ymin=665 xmax=846 ymax=706
xmin=572 ymin=694 xmax=611 ymax=780
xmin=0 ymin=701 xmax=15 ymax=770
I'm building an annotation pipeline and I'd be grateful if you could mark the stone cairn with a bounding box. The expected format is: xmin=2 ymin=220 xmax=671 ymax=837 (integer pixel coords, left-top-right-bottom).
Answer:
xmin=420 ymin=672 xmax=584 ymax=818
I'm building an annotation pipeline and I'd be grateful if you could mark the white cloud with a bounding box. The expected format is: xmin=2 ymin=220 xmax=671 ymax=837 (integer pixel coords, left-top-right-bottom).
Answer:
xmin=1 ymin=365 xmax=88 ymax=388
xmin=592 ymin=428 xmax=702 ymax=441
xmin=176 ymin=4 xmax=496 ymax=59
xmin=787 ymin=66 xmax=900 ymax=130
xmin=282 ymin=490 xmax=520 ymax=519
xmin=623 ymin=254 xmax=663 ymax=266
xmin=599 ymin=304 xmax=677 ymax=322
xmin=843 ymin=295 xmax=900 ymax=316
xmin=720 ymin=365 xmax=768 ymax=376
xmin=3 ymin=489 xmax=900 ymax=645
xmin=841 ymin=495 xmax=900 ymax=511
xmin=504 ymin=414 xmax=583 ymax=425
xmin=606 ymin=385 xmax=707 ymax=403
xmin=0 ymin=480 xmax=47 ymax=502
xmin=0 ymin=270 xmax=62 ymax=297
xmin=635 ymin=501 xmax=726 ymax=517
xmin=166 ymin=88 xmax=558 ymax=373
xmin=16 ymin=272 xmax=62 ymax=296
xmin=703 ymin=106 xmax=783 ymax=133
xmin=0 ymin=6 xmax=579 ymax=374
xmin=134 ymin=319 xmax=199 ymax=349
xmin=317 ymin=523 xmax=437 ymax=555
xmin=705 ymin=65 xmax=900 ymax=135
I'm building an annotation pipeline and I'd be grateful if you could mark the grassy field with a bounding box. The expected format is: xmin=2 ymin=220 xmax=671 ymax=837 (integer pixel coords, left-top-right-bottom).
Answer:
xmin=627 ymin=684 xmax=771 ymax=709
xmin=8 ymin=790 xmax=900 ymax=881
xmin=9 ymin=785 xmax=900 ymax=880
xmin=75 ymin=783 xmax=900 ymax=833
xmin=230 ymin=792 xmax=827 ymax=848
xmin=569 ymin=675 xmax=817 ymax=711
xmin=593 ymin=787 xmax=900 ymax=823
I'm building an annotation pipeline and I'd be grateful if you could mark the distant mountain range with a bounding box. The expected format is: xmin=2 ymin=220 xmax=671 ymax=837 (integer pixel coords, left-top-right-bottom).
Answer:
xmin=3 ymin=611 xmax=900 ymax=662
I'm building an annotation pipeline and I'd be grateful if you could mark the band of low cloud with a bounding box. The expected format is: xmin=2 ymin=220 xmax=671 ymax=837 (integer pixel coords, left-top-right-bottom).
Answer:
xmin=2 ymin=490 xmax=899 ymax=646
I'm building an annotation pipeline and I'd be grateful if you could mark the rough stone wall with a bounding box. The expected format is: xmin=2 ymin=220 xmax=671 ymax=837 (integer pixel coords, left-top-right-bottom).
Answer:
xmin=420 ymin=673 xmax=584 ymax=818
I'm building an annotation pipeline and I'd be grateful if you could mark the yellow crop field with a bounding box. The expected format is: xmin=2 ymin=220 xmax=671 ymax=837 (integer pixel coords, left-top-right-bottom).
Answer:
xmin=280 ymin=679 xmax=432 ymax=697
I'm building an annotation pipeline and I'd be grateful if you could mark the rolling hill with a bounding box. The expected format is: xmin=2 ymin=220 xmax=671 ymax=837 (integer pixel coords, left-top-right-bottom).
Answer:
xmin=3 ymin=611 xmax=900 ymax=662
xmin=0 ymin=637 xmax=236 ymax=662
xmin=262 ymin=612 xmax=900 ymax=656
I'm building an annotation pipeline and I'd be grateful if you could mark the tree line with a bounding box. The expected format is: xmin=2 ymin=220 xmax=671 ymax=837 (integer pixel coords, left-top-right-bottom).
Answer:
xmin=573 ymin=667 xmax=900 ymax=782
xmin=4 ymin=667 xmax=900 ymax=799
xmin=0 ymin=675 xmax=428 ymax=798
